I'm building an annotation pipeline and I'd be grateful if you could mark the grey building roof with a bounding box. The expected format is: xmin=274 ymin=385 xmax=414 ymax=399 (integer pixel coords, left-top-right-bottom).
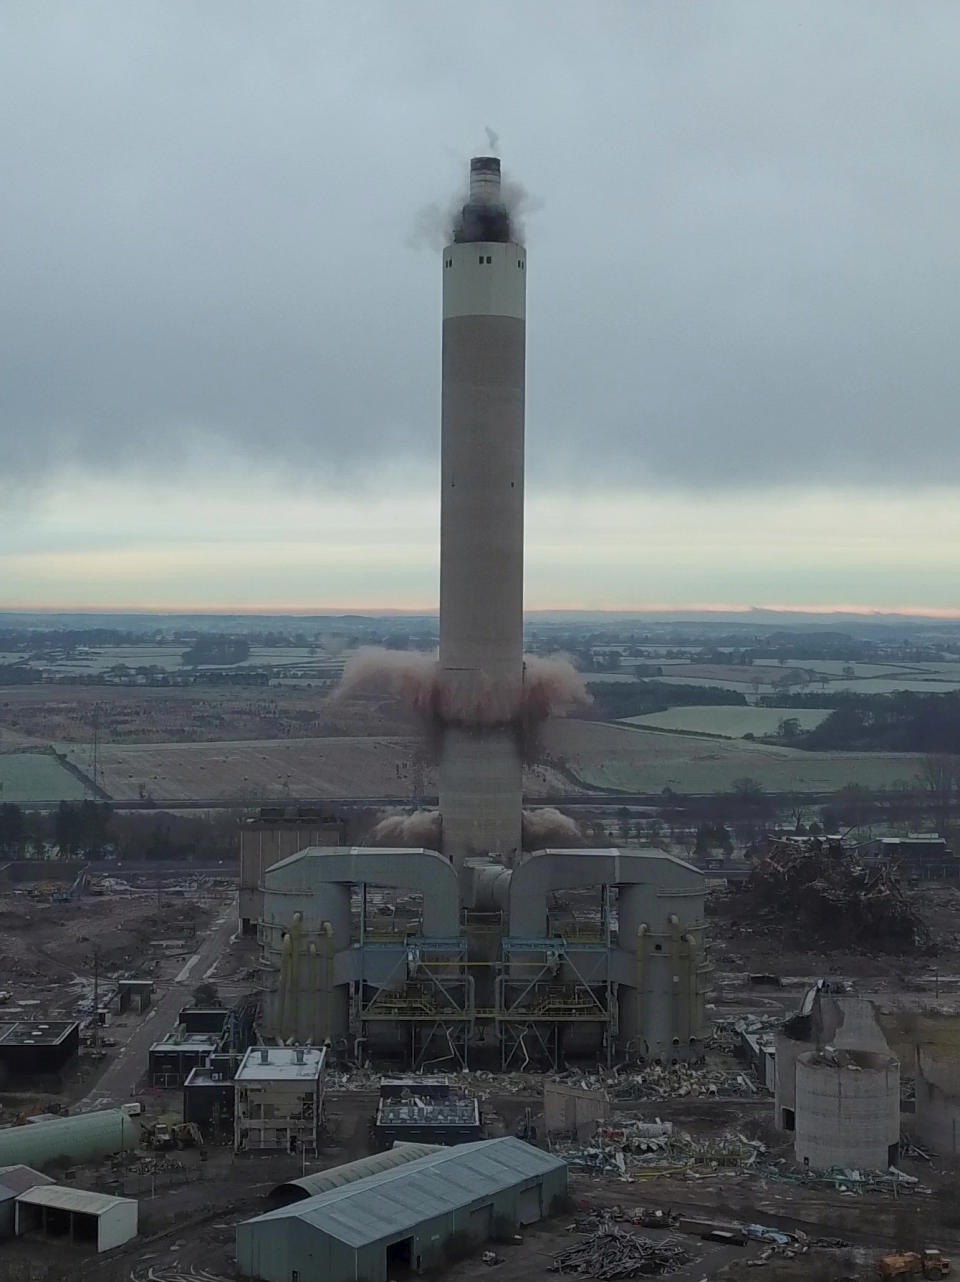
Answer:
xmin=236 ymin=1045 xmax=326 ymax=1082
xmin=16 ymin=1185 xmax=135 ymax=1215
xmin=272 ymin=1143 xmax=441 ymax=1203
xmin=244 ymin=1137 xmax=565 ymax=1248
xmin=0 ymin=1166 xmax=53 ymax=1196
xmin=0 ymin=1021 xmax=77 ymax=1047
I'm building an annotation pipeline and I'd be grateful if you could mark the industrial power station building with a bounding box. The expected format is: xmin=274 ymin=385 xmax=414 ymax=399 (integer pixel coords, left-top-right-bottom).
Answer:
xmin=236 ymin=1137 xmax=567 ymax=1282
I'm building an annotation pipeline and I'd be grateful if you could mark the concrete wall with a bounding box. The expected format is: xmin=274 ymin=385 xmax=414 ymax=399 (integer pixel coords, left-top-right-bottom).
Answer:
xmin=543 ymin=1081 xmax=610 ymax=1139
xmin=914 ymin=1051 xmax=960 ymax=1155
xmin=794 ymin=1051 xmax=900 ymax=1170
xmin=239 ymin=822 xmax=343 ymax=933
xmin=235 ymin=1077 xmax=322 ymax=1153
xmin=98 ymin=1199 xmax=138 ymax=1252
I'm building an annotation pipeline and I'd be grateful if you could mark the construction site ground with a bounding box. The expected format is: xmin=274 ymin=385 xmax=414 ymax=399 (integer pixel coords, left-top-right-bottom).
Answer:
xmin=25 ymin=1092 xmax=960 ymax=1282
xmin=4 ymin=862 xmax=960 ymax=1280
xmin=0 ymin=878 xmax=245 ymax=1119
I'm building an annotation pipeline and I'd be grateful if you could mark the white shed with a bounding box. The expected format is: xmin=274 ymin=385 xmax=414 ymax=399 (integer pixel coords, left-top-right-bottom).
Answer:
xmin=15 ymin=1185 xmax=138 ymax=1252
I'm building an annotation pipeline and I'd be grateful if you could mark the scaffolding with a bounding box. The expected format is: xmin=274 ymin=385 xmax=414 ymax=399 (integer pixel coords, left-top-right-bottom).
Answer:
xmin=495 ymin=937 xmax=616 ymax=1071
xmin=356 ymin=938 xmax=476 ymax=1071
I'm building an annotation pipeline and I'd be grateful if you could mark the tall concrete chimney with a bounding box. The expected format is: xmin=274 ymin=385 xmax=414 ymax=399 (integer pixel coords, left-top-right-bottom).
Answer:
xmin=439 ymin=157 xmax=525 ymax=863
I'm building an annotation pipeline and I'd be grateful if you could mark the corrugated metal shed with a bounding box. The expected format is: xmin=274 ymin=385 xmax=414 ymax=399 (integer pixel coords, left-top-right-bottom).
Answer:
xmin=16 ymin=1185 xmax=132 ymax=1215
xmin=271 ymin=1143 xmax=441 ymax=1204
xmin=0 ymin=1110 xmax=139 ymax=1169
xmin=249 ymin=1137 xmax=565 ymax=1247
xmin=0 ymin=1166 xmax=53 ymax=1195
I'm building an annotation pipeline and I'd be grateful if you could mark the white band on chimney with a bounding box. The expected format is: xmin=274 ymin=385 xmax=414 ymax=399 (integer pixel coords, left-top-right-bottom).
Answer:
xmin=443 ymin=242 xmax=526 ymax=321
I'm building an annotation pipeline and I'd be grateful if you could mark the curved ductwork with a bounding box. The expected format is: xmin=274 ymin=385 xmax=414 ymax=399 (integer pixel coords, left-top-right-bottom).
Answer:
xmin=265 ymin=846 xmax=460 ymax=938
xmin=509 ymin=848 xmax=703 ymax=940
xmin=260 ymin=847 xmax=462 ymax=1042
xmin=258 ymin=843 xmax=708 ymax=1065
xmin=505 ymin=847 xmax=707 ymax=1062
xmin=464 ymin=859 xmax=513 ymax=913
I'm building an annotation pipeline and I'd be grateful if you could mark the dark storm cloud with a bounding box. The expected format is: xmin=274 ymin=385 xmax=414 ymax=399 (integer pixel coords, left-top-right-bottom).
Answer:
xmin=1 ymin=1 xmax=959 ymax=490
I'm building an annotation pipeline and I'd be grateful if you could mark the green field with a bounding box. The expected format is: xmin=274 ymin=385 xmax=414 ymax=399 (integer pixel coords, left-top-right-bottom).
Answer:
xmin=544 ymin=719 xmax=927 ymax=795
xmin=619 ymin=705 xmax=831 ymax=738
xmin=0 ymin=752 xmax=94 ymax=802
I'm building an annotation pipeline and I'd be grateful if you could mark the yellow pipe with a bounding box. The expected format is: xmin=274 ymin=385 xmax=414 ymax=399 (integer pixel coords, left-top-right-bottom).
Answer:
xmin=683 ymin=932 xmax=699 ymax=1047
xmin=669 ymin=915 xmax=681 ymax=1053
xmin=320 ymin=921 xmax=333 ymax=1043
xmin=635 ymin=923 xmax=648 ymax=1057
xmin=278 ymin=932 xmax=293 ymax=1039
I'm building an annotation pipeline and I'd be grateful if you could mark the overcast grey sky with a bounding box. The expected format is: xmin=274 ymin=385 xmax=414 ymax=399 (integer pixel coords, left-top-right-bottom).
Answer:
xmin=2 ymin=1 xmax=959 ymax=611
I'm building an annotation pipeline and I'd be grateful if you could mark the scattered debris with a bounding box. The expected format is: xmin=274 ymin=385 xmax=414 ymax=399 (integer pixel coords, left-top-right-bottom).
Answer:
xmin=552 ymin=1222 xmax=692 ymax=1278
xmin=558 ymin=1121 xmax=766 ymax=1178
xmin=760 ymin=1163 xmax=929 ymax=1196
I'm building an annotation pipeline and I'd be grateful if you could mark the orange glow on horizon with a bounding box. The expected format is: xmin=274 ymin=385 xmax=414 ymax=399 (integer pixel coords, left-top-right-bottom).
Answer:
xmin=3 ymin=601 xmax=960 ymax=619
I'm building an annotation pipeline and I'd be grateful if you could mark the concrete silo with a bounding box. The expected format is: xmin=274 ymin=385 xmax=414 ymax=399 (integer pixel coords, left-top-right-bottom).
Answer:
xmin=794 ymin=1048 xmax=900 ymax=1170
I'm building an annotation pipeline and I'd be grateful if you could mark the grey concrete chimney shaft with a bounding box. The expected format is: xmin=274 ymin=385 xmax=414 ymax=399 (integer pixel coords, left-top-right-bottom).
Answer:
xmin=439 ymin=158 xmax=526 ymax=862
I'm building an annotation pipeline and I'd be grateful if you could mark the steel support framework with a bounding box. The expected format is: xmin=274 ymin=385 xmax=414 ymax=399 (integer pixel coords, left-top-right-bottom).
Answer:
xmin=495 ymin=937 xmax=616 ymax=1071
xmin=356 ymin=937 xmax=476 ymax=1070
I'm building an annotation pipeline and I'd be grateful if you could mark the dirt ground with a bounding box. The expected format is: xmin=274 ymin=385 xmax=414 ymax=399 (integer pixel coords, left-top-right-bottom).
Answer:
xmin=0 ymin=892 xmax=212 ymax=983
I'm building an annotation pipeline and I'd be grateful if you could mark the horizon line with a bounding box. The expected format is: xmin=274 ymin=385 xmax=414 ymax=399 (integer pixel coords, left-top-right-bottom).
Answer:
xmin=2 ymin=602 xmax=960 ymax=620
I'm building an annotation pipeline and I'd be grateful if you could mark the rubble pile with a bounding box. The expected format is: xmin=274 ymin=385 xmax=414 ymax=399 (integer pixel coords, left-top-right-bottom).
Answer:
xmin=552 ymin=1222 xmax=692 ymax=1278
xmin=559 ymin=1120 xmax=766 ymax=1177
xmin=601 ymin=1064 xmax=757 ymax=1100
xmin=742 ymin=841 xmax=926 ymax=951
xmin=326 ymin=1064 xmax=759 ymax=1099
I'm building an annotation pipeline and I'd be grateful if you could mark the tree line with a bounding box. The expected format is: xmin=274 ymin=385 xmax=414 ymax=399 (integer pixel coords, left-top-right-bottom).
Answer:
xmin=0 ymin=802 xmax=239 ymax=861
xmin=797 ymin=691 xmax=960 ymax=754
xmin=585 ymin=680 xmax=747 ymax=721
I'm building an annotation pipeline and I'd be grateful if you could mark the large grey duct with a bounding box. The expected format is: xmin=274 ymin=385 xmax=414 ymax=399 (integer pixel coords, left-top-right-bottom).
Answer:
xmin=461 ymin=858 xmax=512 ymax=913
xmin=506 ymin=848 xmax=708 ymax=1062
xmin=264 ymin=847 xmax=460 ymax=939
xmin=260 ymin=848 xmax=461 ymax=1042
xmin=508 ymin=848 xmax=703 ymax=938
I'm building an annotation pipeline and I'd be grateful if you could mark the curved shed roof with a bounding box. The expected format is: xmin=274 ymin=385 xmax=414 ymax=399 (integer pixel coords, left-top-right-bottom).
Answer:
xmin=270 ymin=1143 xmax=441 ymax=1204
xmin=0 ymin=1110 xmax=139 ymax=1169
xmin=243 ymin=1137 xmax=566 ymax=1249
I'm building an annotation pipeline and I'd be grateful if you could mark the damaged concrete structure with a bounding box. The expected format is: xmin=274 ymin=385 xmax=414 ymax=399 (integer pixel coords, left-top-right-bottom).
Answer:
xmin=794 ymin=1048 xmax=900 ymax=1170
xmin=257 ymin=845 xmax=710 ymax=1070
xmin=914 ymin=1050 xmax=960 ymax=1156
xmin=775 ymin=984 xmax=902 ymax=1169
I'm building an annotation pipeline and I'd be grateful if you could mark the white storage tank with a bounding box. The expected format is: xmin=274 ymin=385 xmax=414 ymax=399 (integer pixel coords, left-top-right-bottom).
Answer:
xmin=794 ymin=1048 xmax=900 ymax=1170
